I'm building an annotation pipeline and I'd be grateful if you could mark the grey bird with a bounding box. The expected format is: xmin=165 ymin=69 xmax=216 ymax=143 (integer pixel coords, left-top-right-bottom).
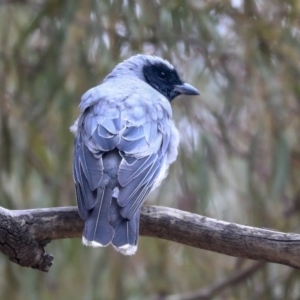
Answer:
xmin=71 ymin=54 xmax=199 ymax=255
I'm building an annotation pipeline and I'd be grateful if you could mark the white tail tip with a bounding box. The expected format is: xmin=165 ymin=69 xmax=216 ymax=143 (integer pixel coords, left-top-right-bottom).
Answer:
xmin=82 ymin=237 xmax=105 ymax=248
xmin=82 ymin=237 xmax=138 ymax=255
xmin=113 ymin=244 xmax=138 ymax=256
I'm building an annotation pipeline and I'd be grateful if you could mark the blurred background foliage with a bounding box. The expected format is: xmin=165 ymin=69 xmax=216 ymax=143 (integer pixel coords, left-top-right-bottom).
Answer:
xmin=1 ymin=0 xmax=300 ymax=299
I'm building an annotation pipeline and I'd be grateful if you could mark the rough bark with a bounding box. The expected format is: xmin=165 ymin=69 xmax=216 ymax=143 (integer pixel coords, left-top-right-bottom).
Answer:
xmin=0 ymin=205 xmax=300 ymax=272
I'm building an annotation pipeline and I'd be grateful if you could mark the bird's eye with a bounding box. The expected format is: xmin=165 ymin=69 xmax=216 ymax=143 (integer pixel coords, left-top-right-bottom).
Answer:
xmin=158 ymin=71 xmax=167 ymax=79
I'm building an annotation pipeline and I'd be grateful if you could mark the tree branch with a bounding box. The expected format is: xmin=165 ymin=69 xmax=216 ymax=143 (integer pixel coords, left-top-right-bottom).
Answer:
xmin=1 ymin=205 xmax=300 ymax=272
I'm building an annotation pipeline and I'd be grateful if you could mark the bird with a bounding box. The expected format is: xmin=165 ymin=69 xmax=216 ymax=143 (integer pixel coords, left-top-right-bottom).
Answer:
xmin=71 ymin=54 xmax=199 ymax=255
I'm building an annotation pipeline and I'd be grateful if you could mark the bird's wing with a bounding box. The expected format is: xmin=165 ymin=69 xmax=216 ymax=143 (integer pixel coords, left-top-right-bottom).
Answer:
xmin=73 ymin=99 xmax=123 ymax=221
xmin=116 ymin=121 xmax=171 ymax=220
xmin=116 ymin=98 xmax=172 ymax=220
xmin=73 ymin=133 xmax=104 ymax=221
xmin=73 ymin=82 xmax=126 ymax=217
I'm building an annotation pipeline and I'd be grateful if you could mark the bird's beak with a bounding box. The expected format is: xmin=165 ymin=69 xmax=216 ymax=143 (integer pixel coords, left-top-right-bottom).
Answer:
xmin=173 ymin=83 xmax=200 ymax=96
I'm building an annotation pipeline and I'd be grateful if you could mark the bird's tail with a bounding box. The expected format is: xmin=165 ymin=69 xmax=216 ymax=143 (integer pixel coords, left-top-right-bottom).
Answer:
xmin=82 ymin=189 xmax=140 ymax=255
xmin=82 ymin=186 xmax=114 ymax=247
xmin=109 ymin=198 xmax=140 ymax=256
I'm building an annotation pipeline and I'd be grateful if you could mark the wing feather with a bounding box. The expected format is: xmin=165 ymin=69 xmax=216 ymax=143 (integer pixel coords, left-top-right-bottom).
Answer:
xmin=79 ymin=140 xmax=103 ymax=190
xmin=143 ymin=122 xmax=158 ymax=144
xmin=119 ymin=156 xmax=162 ymax=219
xmin=118 ymin=154 xmax=157 ymax=187
xmin=74 ymin=136 xmax=103 ymax=214
xmin=122 ymin=126 xmax=144 ymax=141
xmin=89 ymin=125 xmax=120 ymax=151
xmin=102 ymin=116 xmax=122 ymax=134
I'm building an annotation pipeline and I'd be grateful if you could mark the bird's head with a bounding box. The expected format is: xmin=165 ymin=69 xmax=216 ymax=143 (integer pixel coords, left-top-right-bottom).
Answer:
xmin=105 ymin=54 xmax=200 ymax=101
